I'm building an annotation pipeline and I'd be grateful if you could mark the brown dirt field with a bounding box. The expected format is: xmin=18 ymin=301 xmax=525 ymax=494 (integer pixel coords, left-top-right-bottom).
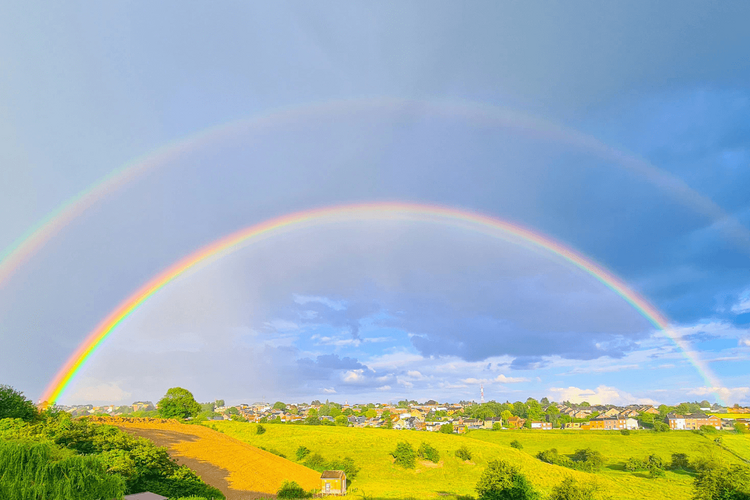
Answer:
xmin=101 ymin=419 xmax=320 ymax=500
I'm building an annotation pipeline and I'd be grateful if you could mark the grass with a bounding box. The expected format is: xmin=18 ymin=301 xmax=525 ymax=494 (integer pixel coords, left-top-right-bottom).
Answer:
xmin=206 ymin=421 xmax=749 ymax=499
xmin=707 ymin=413 xmax=750 ymax=419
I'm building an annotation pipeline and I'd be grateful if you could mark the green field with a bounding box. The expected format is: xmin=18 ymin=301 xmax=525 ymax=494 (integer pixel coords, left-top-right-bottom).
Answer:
xmin=206 ymin=421 xmax=750 ymax=499
xmin=708 ymin=413 xmax=750 ymax=419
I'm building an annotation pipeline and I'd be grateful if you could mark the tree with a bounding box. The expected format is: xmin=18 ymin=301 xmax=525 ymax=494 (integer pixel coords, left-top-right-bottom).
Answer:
xmin=541 ymin=397 xmax=550 ymax=405
xmin=334 ymin=415 xmax=349 ymax=426
xmin=0 ymin=385 xmax=38 ymax=421
xmin=365 ymin=409 xmax=378 ymax=419
xmin=439 ymin=422 xmax=454 ymax=434
xmin=693 ymin=460 xmax=750 ymax=500
xmin=549 ymin=477 xmax=597 ymax=500
xmin=501 ymin=410 xmax=512 ymax=426
xmin=476 ymin=459 xmax=539 ymax=500
xmin=391 ymin=442 xmax=416 ymax=469
xmin=215 ymin=399 xmax=225 ymax=407
xmin=273 ymin=401 xmax=287 ymax=411
xmin=157 ymin=387 xmax=202 ymax=419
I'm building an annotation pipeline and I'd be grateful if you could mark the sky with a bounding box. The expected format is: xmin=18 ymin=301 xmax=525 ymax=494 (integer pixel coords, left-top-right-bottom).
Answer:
xmin=0 ymin=2 xmax=748 ymax=407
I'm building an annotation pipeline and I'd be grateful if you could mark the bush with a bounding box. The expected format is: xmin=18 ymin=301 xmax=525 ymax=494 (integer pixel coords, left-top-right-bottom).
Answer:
xmin=302 ymin=453 xmax=327 ymax=470
xmin=549 ymin=477 xmax=598 ymax=500
xmin=439 ymin=422 xmax=454 ymax=434
xmin=537 ymin=448 xmax=560 ymax=464
xmin=624 ymin=457 xmax=648 ymax=472
xmin=620 ymin=429 xmax=631 ymax=435
xmin=652 ymin=422 xmax=670 ymax=432
xmin=714 ymin=437 xmax=723 ymax=446
xmin=510 ymin=440 xmax=523 ymax=450
xmin=256 ymin=424 xmax=266 ymax=435
xmin=296 ymin=446 xmax=311 ymax=461
xmin=391 ymin=442 xmax=416 ymax=469
xmin=693 ymin=460 xmax=750 ymax=500
xmin=476 ymin=459 xmax=539 ymax=500
xmin=492 ymin=422 xmax=503 ymax=431
xmin=277 ymin=480 xmax=310 ymax=498
xmin=455 ymin=445 xmax=472 ymax=461
xmin=734 ymin=422 xmax=747 ymax=434
xmin=670 ymin=453 xmax=690 ymax=470
xmin=418 ymin=442 xmax=440 ymax=463
xmin=0 ymin=385 xmax=38 ymax=422
xmin=571 ymin=448 xmax=605 ymax=472
xmin=649 ymin=466 xmax=665 ymax=478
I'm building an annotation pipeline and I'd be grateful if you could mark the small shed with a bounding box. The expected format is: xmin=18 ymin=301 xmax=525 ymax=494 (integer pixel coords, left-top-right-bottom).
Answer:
xmin=123 ymin=493 xmax=168 ymax=500
xmin=320 ymin=470 xmax=347 ymax=496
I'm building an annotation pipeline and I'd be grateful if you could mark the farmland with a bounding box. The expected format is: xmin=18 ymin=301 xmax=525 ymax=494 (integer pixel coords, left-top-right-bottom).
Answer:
xmin=110 ymin=419 xmax=320 ymax=498
xmin=207 ymin=420 xmax=750 ymax=499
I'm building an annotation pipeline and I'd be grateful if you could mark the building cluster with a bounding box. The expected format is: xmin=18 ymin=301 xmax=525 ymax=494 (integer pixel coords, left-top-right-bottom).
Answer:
xmin=59 ymin=400 xmax=746 ymax=433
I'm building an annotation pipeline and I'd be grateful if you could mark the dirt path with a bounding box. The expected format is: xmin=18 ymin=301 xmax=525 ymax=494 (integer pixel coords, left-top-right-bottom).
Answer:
xmin=118 ymin=426 xmax=274 ymax=500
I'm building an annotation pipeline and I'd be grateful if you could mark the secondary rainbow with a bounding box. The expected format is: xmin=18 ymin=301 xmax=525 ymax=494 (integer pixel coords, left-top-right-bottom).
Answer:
xmin=40 ymin=202 xmax=726 ymax=406
xmin=5 ymin=98 xmax=748 ymax=291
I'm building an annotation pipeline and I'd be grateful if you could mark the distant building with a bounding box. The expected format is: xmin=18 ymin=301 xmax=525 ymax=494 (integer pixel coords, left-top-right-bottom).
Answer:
xmin=321 ymin=470 xmax=347 ymax=496
xmin=530 ymin=421 xmax=552 ymax=430
xmin=667 ymin=413 xmax=721 ymax=430
xmin=589 ymin=417 xmax=626 ymax=430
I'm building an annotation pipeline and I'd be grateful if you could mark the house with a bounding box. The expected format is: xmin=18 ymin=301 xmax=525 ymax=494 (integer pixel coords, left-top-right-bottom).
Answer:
xmin=620 ymin=409 xmax=639 ymax=418
xmin=625 ymin=418 xmax=639 ymax=430
xmin=507 ymin=416 xmax=526 ymax=429
xmin=530 ymin=421 xmax=552 ymax=430
xmin=571 ymin=410 xmax=591 ymax=419
xmin=669 ymin=413 xmax=721 ymax=430
xmin=321 ymin=470 xmax=347 ymax=496
xmin=563 ymin=422 xmax=590 ymax=430
xmin=124 ymin=493 xmax=168 ymax=500
xmin=600 ymin=408 xmax=620 ymax=418
xmin=589 ymin=417 xmax=626 ymax=430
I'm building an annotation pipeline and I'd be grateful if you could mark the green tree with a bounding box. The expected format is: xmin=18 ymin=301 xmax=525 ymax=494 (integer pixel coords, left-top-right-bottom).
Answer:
xmin=0 ymin=385 xmax=38 ymax=421
xmin=214 ymin=399 xmax=225 ymax=407
xmin=501 ymin=410 xmax=512 ymax=426
xmin=273 ymin=401 xmax=287 ymax=411
xmin=439 ymin=422 xmax=454 ymax=434
xmin=391 ymin=441 xmax=416 ymax=469
xmin=0 ymin=441 xmax=125 ymax=500
xmin=277 ymin=480 xmax=310 ymax=498
xmin=549 ymin=477 xmax=597 ymax=500
xmin=476 ymin=459 xmax=539 ymax=500
xmin=157 ymin=387 xmax=201 ymax=419
xmin=334 ymin=415 xmax=349 ymax=426
xmin=365 ymin=409 xmax=377 ymax=419
xmin=693 ymin=460 xmax=750 ymax=500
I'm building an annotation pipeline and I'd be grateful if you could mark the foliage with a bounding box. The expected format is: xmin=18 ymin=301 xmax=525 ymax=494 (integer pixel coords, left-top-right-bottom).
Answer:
xmin=693 ymin=459 xmax=750 ymax=500
xmin=0 ymin=440 xmax=125 ymax=500
xmin=418 ymin=442 xmax=440 ymax=463
xmin=620 ymin=429 xmax=631 ymax=435
xmin=733 ymin=422 xmax=747 ymax=434
xmin=256 ymin=424 xmax=266 ymax=434
xmin=510 ymin=439 xmax=523 ymax=450
xmin=652 ymin=422 xmax=670 ymax=432
xmin=0 ymin=385 xmax=38 ymax=422
xmin=455 ymin=445 xmax=472 ymax=461
xmin=440 ymin=422 xmax=454 ymax=434
xmin=296 ymin=445 xmax=311 ymax=461
xmin=334 ymin=415 xmax=349 ymax=426
xmin=301 ymin=451 xmax=359 ymax=479
xmin=671 ymin=453 xmax=691 ymax=470
xmin=475 ymin=459 xmax=539 ymax=500
xmin=549 ymin=477 xmax=599 ymax=500
xmin=277 ymin=480 xmax=311 ymax=498
xmin=391 ymin=441 xmax=417 ymax=469
xmin=493 ymin=422 xmax=503 ymax=431
xmin=570 ymin=448 xmax=605 ymax=472
xmin=273 ymin=402 xmax=287 ymax=411
xmin=157 ymin=387 xmax=202 ymax=419
xmin=700 ymin=425 xmax=718 ymax=434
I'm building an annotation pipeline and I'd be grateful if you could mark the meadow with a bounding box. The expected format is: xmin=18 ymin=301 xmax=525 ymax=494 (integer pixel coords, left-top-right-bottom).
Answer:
xmin=208 ymin=420 xmax=750 ymax=500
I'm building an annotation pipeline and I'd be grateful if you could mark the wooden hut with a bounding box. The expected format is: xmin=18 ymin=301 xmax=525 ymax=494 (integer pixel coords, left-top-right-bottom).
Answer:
xmin=320 ymin=470 xmax=347 ymax=496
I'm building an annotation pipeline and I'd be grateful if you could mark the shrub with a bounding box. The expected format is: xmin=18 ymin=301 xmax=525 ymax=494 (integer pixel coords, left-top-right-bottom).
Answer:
xmin=296 ymin=446 xmax=311 ymax=461
xmin=549 ymin=477 xmax=598 ymax=500
xmin=439 ymin=422 xmax=454 ymax=434
xmin=391 ymin=442 xmax=416 ymax=469
xmin=492 ymin=422 xmax=503 ymax=431
xmin=652 ymin=422 xmax=670 ymax=432
xmin=455 ymin=445 xmax=472 ymax=461
xmin=0 ymin=385 xmax=38 ymax=422
xmin=624 ymin=457 xmax=648 ymax=472
xmin=277 ymin=480 xmax=310 ymax=498
xmin=476 ymin=459 xmax=540 ymax=500
xmin=693 ymin=460 xmax=750 ymax=500
xmin=571 ymin=448 xmax=605 ymax=472
xmin=510 ymin=440 xmax=523 ymax=450
xmin=302 ymin=453 xmax=327 ymax=470
xmin=256 ymin=424 xmax=266 ymax=435
xmin=734 ymin=422 xmax=747 ymax=434
xmin=327 ymin=456 xmax=360 ymax=480
xmin=418 ymin=442 xmax=440 ymax=463
xmin=537 ymin=448 xmax=560 ymax=464
xmin=620 ymin=429 xmax=630 ymax=435
xmin=714 ymin=437 xmax=723 ymax=446
xmin=670 ymin=453 xmax=690 ymax=470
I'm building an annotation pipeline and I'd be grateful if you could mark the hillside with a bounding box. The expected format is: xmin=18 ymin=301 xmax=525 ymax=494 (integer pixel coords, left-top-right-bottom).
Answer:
xmin=207 ymin=421 xmax=749 ymax=499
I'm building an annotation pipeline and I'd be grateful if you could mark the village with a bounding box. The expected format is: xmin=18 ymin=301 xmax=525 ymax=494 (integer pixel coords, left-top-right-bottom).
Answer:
xmin=60 ymin=398 xmax=750 ymax=433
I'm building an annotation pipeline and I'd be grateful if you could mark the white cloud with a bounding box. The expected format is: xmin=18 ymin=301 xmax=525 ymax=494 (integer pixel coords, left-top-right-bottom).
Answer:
xmin=495 ymin=374 xmax=530 ymax=383
xmin=739 ymin=338 xmax=750 ymax=347
xmin=406 ymin=370 xmax=423 ymax=379
xmin=68 ymin=382 xmax=132 ymax=404
xmin=293 ymin=294 xmax=346 ymax=311
xmin=731 ymin=292 xmax=750 ymax=314
xmin=343 ymin=370 xmax=364 ymax=383
xmin=567 ymin=364 xmax=640 ymax=374
xmin=687 ymin=386 xmax=750 ymax=402
xmin=549 ymin=385 xmax=656 ymax=406
xmin=658 ymin=364 xmax=676 ymax=369
xmin=376 ymin=385 xmax=392 ymax=391
xmin=322 ymin=388 xmax=337 ymax=394
xmin=264 ymin=319 xmax=299 ymax=332
xmin=461 ymin=374 xmax=529 ymax=384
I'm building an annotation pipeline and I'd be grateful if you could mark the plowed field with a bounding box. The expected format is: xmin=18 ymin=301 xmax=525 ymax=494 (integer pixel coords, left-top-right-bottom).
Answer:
xmin=98 ymin=418 xmax=320 ymax=499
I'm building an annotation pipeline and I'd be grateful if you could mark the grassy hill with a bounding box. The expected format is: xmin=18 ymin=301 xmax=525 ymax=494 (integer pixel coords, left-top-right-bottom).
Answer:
xmin=208 ymin=421 xmax=749 ymax=499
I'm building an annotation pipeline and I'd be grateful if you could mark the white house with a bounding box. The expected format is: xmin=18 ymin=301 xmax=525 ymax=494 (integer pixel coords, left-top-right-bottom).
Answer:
xmin=625 ymin=418 xmax=639 ymax=430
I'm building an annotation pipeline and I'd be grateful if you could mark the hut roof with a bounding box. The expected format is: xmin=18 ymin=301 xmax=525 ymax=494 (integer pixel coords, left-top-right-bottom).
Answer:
xmin=321 ymin=470 xmax=346 ymax=479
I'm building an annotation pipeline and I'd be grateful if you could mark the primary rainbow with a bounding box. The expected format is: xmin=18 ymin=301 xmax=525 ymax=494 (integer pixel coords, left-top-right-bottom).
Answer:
xmin=41 ymin=202 xmax=726 ymax=406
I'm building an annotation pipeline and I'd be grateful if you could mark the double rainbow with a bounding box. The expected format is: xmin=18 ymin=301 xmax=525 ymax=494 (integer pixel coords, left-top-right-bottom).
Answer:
xmin=40 ymin=202 xmax=725 ymax=406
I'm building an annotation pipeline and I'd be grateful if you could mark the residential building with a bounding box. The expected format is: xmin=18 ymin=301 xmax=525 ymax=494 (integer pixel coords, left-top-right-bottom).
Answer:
xmin=589 ymin=417 xmax=626 ymax=430
xmin=321 ymin=470 xmax=347 ymax=496
xmin=530 ymin=421 xmax=552 ymax=430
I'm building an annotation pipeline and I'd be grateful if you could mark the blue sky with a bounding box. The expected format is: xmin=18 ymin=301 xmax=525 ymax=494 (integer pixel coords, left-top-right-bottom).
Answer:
xmin=0 ymin=2 xmax=748 ymax=406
